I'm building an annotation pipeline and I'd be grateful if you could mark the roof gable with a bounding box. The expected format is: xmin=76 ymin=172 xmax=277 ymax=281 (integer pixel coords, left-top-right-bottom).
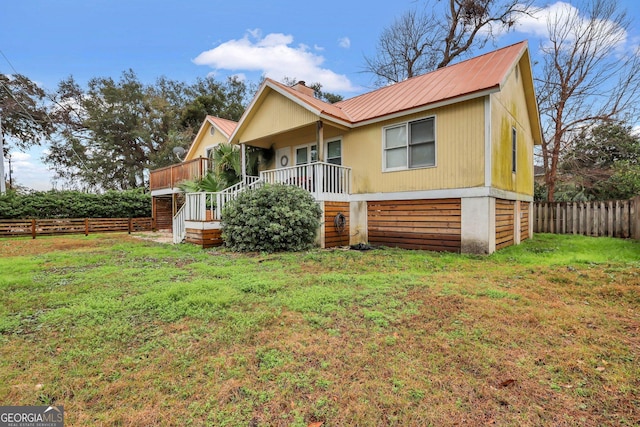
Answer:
xmin=185 ymin=115 xmax=238 ymax=160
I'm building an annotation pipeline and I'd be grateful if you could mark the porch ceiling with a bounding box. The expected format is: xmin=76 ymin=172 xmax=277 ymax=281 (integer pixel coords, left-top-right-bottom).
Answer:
xmin=239 ymin=121 xmax=347 ymax=149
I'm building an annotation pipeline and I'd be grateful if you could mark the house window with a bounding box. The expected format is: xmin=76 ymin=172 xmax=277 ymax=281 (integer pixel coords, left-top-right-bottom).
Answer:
xmin=326 ymin=140 xmax=341 ymax=165
xmin=512 ymin=127 xmax=517 ymax=173
xmin=205 ymin=147 xmax=215 ymax=159
xmin=295 ymin=144 xmax=318 ymax=165
xmin=383 ymin=117 xmax=435 ymax=171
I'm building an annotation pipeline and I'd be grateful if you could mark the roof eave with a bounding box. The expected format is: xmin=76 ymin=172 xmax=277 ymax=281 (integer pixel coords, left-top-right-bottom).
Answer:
xmin=351 ymin=87 xmax=500 ymax=128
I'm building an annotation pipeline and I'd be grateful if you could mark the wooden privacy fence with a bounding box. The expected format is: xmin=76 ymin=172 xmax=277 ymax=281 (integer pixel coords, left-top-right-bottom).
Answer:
xmin=0 ymin=217 xmax=153 ymax=239
xmin=533 ymin=197 xmax=640 ymax=239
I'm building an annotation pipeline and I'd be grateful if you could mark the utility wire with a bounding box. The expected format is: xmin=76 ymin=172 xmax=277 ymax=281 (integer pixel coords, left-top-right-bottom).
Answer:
xmin=0 ymin=49 xmax=90 ymax=174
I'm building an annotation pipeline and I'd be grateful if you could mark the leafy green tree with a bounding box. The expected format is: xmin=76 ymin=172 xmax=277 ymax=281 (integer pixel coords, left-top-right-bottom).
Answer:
xmin=48 ymin=71 xmax=248 ymax=191
xmin=0 ymin=73 xmax=53 ymax=151
xmin=561 ymin=123 xmax=640 ymax=200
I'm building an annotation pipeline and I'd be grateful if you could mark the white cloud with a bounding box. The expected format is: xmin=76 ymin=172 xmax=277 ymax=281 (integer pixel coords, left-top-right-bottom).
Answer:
xmin=338 ymin=37 xmax=351 ymax=49
xmin=193 ymin=31 xmax=358 ymax=93
xmin=515 ymin=2 xmax=627 ymax=48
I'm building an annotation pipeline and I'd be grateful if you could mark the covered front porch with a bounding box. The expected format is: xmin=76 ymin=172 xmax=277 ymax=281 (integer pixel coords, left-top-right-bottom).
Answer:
xmin=174 ymin=161 xmax=352 ymax=247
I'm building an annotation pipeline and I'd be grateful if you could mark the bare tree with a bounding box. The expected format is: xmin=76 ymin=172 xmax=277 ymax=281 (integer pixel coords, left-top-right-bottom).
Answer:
xmin=535 ymin=0 xmax=640 ymax=201
xmin=364 ymin=0 xmax=533 ymax=86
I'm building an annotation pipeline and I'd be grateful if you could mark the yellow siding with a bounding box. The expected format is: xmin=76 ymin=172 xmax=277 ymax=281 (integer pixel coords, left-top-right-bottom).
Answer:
xmin=185 ymin=124 xmax=229 ymax=161
xmin=344 ymin=98 xmax=485 ymax=194
xmin=237 ymin=90 xmax=319 ymax=143
xmin=491 ymin=59 xmax=535 ymax=196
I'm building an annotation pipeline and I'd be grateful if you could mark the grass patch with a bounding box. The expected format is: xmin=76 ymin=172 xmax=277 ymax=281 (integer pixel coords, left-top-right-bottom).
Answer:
xmin=0 ymin=233 xmax=638 ymax=426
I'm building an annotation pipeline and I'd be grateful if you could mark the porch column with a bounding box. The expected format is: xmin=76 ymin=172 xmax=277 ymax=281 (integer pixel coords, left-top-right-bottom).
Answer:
xmin=240 ymin=143 xmax=247 ymax=183
xmin=316 ymin=121 xmax=324 ymax=162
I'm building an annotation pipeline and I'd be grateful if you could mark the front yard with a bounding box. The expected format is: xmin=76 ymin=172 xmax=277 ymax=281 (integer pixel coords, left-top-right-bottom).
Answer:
xmin=0 ymin=234 xmax=638 ymax=426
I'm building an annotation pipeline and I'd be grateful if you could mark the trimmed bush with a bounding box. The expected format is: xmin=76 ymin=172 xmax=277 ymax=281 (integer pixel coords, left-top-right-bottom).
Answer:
xmin=0 ymin=189 xmax=151 ymax=219
xmin=221 ymin=184 xmax=322 ymax=252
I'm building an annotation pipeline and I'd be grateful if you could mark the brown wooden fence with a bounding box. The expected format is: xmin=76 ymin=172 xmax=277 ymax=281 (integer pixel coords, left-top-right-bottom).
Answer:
xmin=0 ymin=218 xmax=153 ymax=239
xmin=533 ymin=197 xmax=640 ymax=239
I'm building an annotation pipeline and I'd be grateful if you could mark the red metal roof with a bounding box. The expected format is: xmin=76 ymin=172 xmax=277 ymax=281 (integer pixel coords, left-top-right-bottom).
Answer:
xmin=268 ymin=41 xmax=528 ymax=125
xmin=336 ymin=41 xmax=528 ymax=123
xmin=207 ymin=116 xmax=238 ymax=136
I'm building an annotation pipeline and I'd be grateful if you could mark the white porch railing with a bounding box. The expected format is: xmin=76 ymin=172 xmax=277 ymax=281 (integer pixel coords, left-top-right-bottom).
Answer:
xmin=260 ymin=162 xmax=351 ymax=201
xmin=172 ymin=203 xmax=187 ymax=244
xmin=172 ymin=165 xmax=351 ymax=244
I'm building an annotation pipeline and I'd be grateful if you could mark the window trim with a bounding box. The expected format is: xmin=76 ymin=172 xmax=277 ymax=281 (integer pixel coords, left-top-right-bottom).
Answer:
xmin=325 ymin=138 xmax=342 ymax=165
xmin=382 ymin=115 xmax=436 ymax=172
xmin=294 ymin=142 xmax=318 ymax=165
xmin=511 ymin=126 xmax=517 ymax=174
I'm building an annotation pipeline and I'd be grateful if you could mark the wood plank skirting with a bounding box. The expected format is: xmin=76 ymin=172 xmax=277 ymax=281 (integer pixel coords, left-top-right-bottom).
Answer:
xmin=185 ymin=228 xmax=223 ymax=248
xmin=324 ymin=201 xmax=350 ymax=248
xmin=520 ymin=201 xmax=530 ymax=242
xmin=496 ymin=199 xmax=515 ymax=250
xmin=367 ymin=199 xmax=461 ymax=252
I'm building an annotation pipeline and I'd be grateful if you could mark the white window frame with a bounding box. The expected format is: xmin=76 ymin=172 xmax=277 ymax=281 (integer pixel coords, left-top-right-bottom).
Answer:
xmin=382 ymin=116 xmax=436 ymax=172
xmin=294 ymin=142 xmax=318 ymax=165
xmin=205 ymin=145 xmax=215 ymax=159
xmin=325 ymin=138 xmax=342 ymax=165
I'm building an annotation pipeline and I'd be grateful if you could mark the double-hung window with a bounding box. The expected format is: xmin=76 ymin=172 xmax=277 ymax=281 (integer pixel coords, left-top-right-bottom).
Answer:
xmin=384 ymin=117 xmax=435 ymax=171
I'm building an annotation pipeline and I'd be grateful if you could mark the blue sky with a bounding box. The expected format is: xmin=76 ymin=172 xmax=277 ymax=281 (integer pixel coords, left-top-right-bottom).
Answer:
xmin=1 ymin=0 xmax=639 ymax=190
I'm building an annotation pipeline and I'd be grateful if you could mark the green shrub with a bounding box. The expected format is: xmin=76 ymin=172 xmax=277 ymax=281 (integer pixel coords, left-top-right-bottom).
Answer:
xmin=221 ymin=184 xmax=322 ymax=252
xmin=0 ymin=189 xmax=151 ymax=219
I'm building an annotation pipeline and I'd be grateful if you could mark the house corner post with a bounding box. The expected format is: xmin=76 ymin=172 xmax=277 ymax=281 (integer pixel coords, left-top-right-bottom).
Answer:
xmin=514 ymin=200 xmax=521 ymax=245
xmin=632 ymin=196 xmax=640 ymax=240
xmin=461 ymin=197 xmax=495 ymax=254
xmin=241 ymin=143 xmax=247 ymax=184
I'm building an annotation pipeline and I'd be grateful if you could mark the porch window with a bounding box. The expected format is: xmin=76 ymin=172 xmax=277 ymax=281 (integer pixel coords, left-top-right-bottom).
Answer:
xmin=326 ymin=140 xmax=342 ymax=165
xmin=295 ymin=144 xmax=318 ymax=165
xmin=383 ymin=117 xmax=435 ymax=171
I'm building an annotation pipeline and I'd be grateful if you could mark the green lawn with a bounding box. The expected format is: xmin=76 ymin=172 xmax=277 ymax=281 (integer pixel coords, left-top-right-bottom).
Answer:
xmin=1 ymin=233 xmax=638 ymax=426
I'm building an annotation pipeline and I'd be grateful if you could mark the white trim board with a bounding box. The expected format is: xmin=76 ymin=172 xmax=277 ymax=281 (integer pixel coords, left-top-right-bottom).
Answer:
xmin=349 ymin=187 xmax=533 ymax=202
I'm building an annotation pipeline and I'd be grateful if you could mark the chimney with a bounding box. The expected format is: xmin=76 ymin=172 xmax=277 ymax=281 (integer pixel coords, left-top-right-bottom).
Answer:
xmin=292 ymin=81 xmax=315 ymax=97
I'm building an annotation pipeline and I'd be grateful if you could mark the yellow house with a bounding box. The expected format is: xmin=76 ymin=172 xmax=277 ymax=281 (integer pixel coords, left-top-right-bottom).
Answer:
xmin=150 ymin=116 xmax=237 ymax=229
xmin=154 ymin=41 xmax=542 ymax=254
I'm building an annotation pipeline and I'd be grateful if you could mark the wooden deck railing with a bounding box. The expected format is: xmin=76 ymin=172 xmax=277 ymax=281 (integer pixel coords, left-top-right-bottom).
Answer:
xmin=149 ymin=157 xmax=210 ymax=192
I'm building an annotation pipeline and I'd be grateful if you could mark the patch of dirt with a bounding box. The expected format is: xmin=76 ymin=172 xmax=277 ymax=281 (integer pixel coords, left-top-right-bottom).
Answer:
xmin=0 ymin=237 xmax=106 ymax=256
xmin=130 ymin=231 xmax=174 ymax=244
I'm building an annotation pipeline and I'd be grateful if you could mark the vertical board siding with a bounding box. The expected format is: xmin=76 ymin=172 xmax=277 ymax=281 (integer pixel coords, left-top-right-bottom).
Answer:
xmin=345 ymin=99 xmax=485 ymax=194
xmin=520 ymin=201 xmax=530 ymax=242
xmin=154 ymin=197 xmax=173 ymax=230
xmin=367 ymin=199 xmax=461 ymax=252
xmin=495 ymin=199 xmax=515 ymax=250
xmin=324 ymin=201 xmax=350 ymax=248
xmin=533 ymin=200 xmax=635 ymax=238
